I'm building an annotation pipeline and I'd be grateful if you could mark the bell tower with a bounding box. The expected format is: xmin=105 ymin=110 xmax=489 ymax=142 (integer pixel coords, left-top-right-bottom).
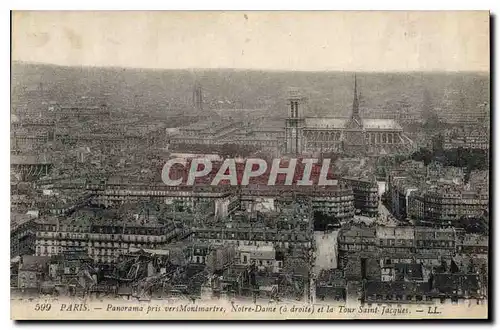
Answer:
xmin=285 ymin=88 xmax=307 ymax=154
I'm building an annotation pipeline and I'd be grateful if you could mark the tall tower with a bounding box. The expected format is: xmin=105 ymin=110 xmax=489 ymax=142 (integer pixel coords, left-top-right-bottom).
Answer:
xmin=344 ymin=75 xmax=367 ymax=155
xmin=347 ymin=74 xmax=362 ymax=129
xmin=193 ymin=81 xmax=203 ymax=111
xmin=352 ymin=75 xmax=361 ymax=122
xmin=285 ymin=88 xmax=307 ymax=154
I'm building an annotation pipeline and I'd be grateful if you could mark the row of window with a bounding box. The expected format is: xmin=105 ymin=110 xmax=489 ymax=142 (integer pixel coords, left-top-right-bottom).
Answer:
xmin=339 ymin=239 xmax=454 ymax=247
xmin=424 ymin=199 xmax=487 ymax=205
xmin=198 ymin=238 xmax=311 ymax=248
xmin=35 ymin=233 xmax=168 ymax=242
xmin=36 ymin=243 xmax=152 ymax=254
xmin=195 ymin=232 xmax=310 ymax=241
xmin=312 ymin=196 xmax=354 ymax=201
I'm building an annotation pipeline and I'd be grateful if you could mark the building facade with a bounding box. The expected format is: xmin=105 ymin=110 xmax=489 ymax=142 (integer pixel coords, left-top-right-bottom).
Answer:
xmin=338 ymin=225 xmax=458 ymax=281
xmin=340 ymin=176 xmax=379 ymax=217
xmin=33 ymin=215 xmax=188 ymax=264
xmin=285 ymin=76 xmax=415 ymax=156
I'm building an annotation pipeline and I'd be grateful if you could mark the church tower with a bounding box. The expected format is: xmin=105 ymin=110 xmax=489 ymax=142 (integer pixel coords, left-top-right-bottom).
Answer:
xmin=344 ymin=74 xmax=367 ymax=155
xmin=285 ymin=88 xmax=307 ymax=154
xmin=347 ymin=74 xmax=362 ymax=129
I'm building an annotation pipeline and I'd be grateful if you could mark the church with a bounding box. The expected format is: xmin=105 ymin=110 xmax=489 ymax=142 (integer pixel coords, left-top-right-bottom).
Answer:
xmin=284 ymin=76 xmax=414 ymax=156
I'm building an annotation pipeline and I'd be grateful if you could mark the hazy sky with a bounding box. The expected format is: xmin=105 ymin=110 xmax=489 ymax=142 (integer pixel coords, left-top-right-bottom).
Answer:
xmin=12 ymin=11 xmax=489 ymax=72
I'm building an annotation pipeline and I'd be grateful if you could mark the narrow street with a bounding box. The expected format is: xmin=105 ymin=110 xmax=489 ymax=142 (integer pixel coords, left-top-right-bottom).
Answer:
xmin=312 ymin=230 xmax=339 ymax=274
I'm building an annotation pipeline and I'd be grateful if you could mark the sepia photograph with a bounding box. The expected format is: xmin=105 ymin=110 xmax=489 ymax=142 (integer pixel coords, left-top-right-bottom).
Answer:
xmin=9 ymin=10 xmax=490 ymax=320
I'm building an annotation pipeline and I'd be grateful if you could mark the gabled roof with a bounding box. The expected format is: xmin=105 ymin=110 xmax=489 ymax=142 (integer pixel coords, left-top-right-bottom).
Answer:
xmin=19 ymin=255 xmax=51 ymax=272
xmin=433 ymin=273 xmax=480 ymax=294
xmin=361 ymin=119 xmax=402 ymax=130
xmin=238 ymin=245 xmax=275 ymax=260
xmin=304 ymin=117 xmax=348 ymax=129
xmin=303 ymin=117 xmax=402 ymax=130
xmin=394 ymin=263 xmax=424 ymax=280
xmin=365 ymin=281 xmax=430 ymax=295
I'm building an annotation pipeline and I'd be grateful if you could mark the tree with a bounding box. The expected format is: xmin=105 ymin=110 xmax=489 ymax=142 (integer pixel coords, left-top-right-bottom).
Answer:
xmin=468 ymin=259 xmax=476 ymax=274
xmin=411 ymin=147 xmax=488 ymax=174
xmin=457 ymin=215 xmax=488 ymax=234
xmin=411 ymin=147 xmax=433 ymax=165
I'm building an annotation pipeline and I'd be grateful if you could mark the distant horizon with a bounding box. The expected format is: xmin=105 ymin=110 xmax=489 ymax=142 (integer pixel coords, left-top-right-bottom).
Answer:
xmin=11 ymin=60 xmax=490 ymax=74
xmin=12 ymin=11 xmax=489 ymax=72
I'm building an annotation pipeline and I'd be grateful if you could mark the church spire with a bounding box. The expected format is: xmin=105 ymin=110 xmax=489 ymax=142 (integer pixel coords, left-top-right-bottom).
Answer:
xmin=352 ymin=74 xmax=360 ymax=120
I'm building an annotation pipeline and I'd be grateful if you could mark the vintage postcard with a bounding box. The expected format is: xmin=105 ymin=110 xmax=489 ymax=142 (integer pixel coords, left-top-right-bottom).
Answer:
xmin=10 ymin=11 xmax=490 ymax=320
